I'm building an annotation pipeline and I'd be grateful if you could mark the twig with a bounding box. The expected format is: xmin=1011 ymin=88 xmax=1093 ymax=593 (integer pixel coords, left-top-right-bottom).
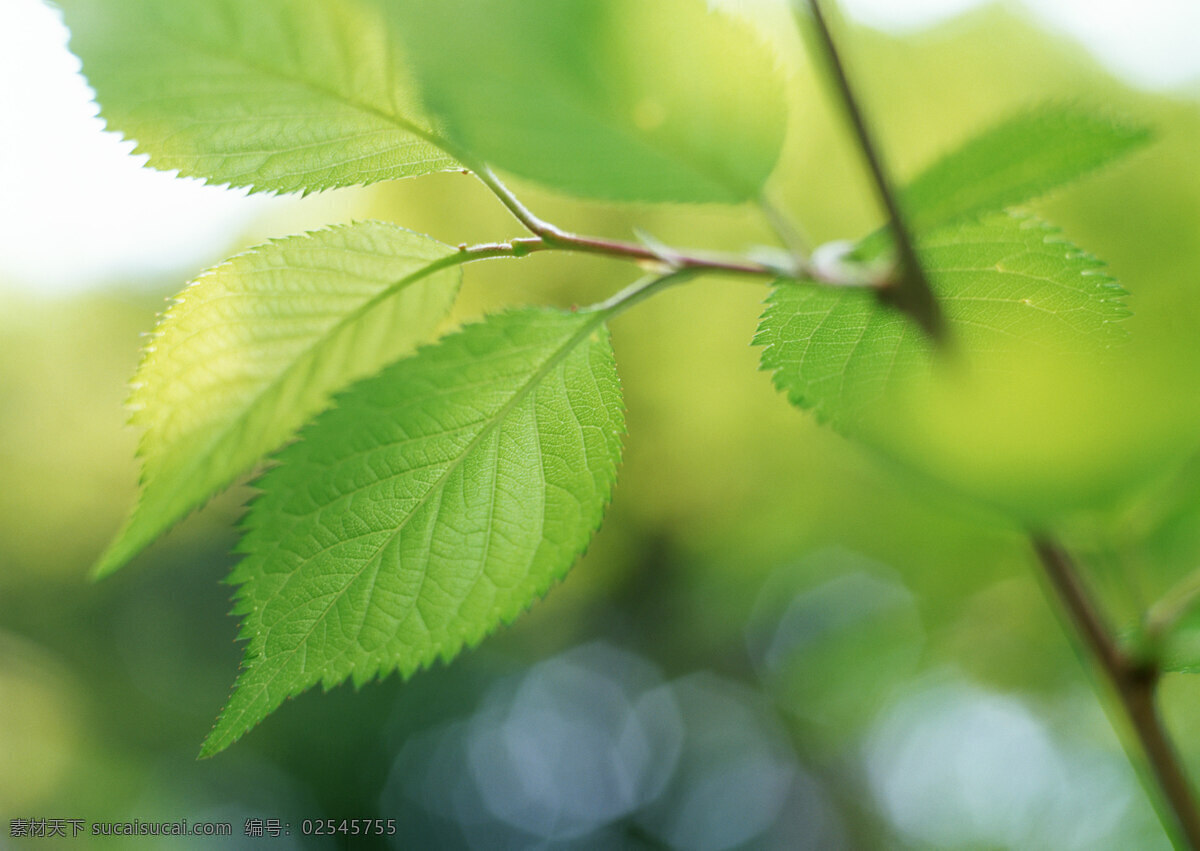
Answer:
xmin=471 ymin=165 xmax=869 ymax=286
xmin=1146 ymin=569 xmax=1200 ymax=646
xmin=1032 ymin=535 xmax=1200 ymax=850
xmin=801 ymin=0 xmax=946 ymax=342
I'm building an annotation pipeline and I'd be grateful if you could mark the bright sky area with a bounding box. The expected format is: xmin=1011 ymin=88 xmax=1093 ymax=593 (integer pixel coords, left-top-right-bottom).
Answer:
xmin=1 ymin=0 xmax=1198 ymax=295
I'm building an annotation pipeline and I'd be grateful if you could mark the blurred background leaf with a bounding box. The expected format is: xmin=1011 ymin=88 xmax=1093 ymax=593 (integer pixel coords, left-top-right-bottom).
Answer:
xmin=392 ymin=0 xmax=787 ymax=202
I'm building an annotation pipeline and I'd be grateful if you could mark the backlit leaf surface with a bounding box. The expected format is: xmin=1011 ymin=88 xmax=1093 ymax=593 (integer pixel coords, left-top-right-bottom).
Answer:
xmin=202 ymin=308 xmax=624 ymax=755
xmin=59 ymin=0 xmax=455 ymax=193
xmin=97 ymin=222 xmax=461 ymax=575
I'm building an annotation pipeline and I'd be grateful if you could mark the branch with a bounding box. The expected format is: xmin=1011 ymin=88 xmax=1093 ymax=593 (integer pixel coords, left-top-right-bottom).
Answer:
xmin=471 ymin=165 xmax=873 ymax=286
xmin=1032 ymin=535 xmax=1200 ymax=850
xmin=455 ymin=229 xmax=789 ymax=280
xmin=802 ymin=0 xmax=947 ymax=343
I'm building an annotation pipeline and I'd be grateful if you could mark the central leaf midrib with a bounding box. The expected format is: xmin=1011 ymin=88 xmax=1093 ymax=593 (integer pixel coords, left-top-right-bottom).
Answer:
xmin=227 ymin=311 xmax=608 ymax=737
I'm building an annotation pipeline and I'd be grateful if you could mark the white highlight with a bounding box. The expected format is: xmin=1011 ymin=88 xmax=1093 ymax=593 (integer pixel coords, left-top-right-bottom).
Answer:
xmin=1026 ymin=0 xmax=1200 ymax=90
xmin=0 ymin=0 xmax=280 ymax=295
xmin=841 ymin=0 xmax=1200 ymax=88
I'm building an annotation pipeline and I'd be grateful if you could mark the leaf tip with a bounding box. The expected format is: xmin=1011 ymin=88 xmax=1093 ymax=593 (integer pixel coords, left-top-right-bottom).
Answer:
xmin=199 ymin=681 xmax=258 ymax=759
xmin=90 ymin=528 xmax=138 ymax=580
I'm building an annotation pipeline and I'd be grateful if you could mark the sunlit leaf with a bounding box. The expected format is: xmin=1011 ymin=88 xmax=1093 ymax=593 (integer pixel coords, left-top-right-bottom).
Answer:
xmin=96 ymin=222 xmax=461 ymax=576
xmin=394 ymin=0 xmax=787 ymax=203
xmin=201 ymin=308 xmax=624 ymax=755
xmin=59 ymin=0 xmax=456 ymax=193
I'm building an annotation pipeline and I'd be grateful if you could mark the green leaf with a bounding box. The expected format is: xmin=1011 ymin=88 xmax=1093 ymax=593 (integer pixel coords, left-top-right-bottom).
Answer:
xmin=201 ymin=308 xmax=624 ymax=756
xmin=394 ymin=0 xmax=787 ymax=203
xmin=58 ymin=0 xmax=456 ymax=193
xmin=96 ymin=222 xmax=461 ymax=576
xmin=849 ymin=106 xmax=1150 ymax=260
xmin=757 ymin=211 xmax=1128 ymax=427
xmin=754 ymin=105 xmax=1151 ymax=517
xmin=901 ymin=105 xmax=1150 ymax=232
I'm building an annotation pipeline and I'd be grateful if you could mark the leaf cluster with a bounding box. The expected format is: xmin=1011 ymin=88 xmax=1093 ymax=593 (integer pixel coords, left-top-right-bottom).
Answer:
xmin=57 ymin=0 xmax=1155 ymax=753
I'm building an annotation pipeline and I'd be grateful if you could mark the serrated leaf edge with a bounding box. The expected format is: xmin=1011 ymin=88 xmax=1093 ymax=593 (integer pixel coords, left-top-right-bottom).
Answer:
xmin=94 ymin=221 xmax=464 ymax=577
xmin=63 ymin=6 xmax=458 ymax=195
xmin=200 ymin=308 xmax=623 ymax=756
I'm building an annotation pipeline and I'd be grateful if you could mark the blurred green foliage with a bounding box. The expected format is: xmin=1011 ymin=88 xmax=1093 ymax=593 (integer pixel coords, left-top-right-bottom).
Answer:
xmin=2 ymin=4 xmax=1199 ymax=847
xmin=394 ymin=0 xmax=787 ymax=202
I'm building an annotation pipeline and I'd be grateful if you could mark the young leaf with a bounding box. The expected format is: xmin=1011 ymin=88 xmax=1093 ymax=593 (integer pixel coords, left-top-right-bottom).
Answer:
xmin=394 ymin=0 xmax=787 ymax=203
xmin=849 ymin=106 xmax=1151 ymax=262
xmin=58 ymin=0 xmax=455 ymax=193
xmin=201 ymin=308 xmax=624 ymax=756
xmin=900 ymin=105 xmax=1150 ymax=233
xmin=756 ymin=211 xmax=1128 ymax=426
xmin=96 ymin=222 xmax=461 ymax=576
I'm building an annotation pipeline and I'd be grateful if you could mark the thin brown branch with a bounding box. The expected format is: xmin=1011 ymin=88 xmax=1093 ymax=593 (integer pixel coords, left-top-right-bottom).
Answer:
xmin=802 ymin=0 xmax=947 ymax=343
xmin=457 ymin=229 xmax=792 ymax=280
xmin=1032 ymin=535 xmax=1200 ymax=850
xmin=470 ymin=166 xmax=871 ymax=285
